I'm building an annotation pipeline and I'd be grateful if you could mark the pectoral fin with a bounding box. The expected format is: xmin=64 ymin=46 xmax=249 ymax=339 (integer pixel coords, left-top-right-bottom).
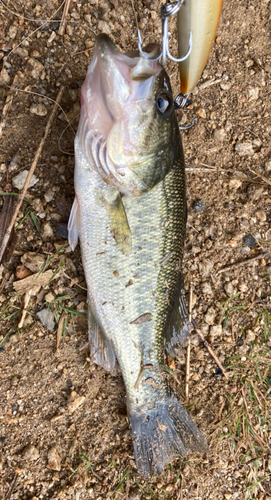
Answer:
xmin=102 ymin=192 xmax=132 ymax=255
xmin=68 ymin=197 xmax=80 ymax=251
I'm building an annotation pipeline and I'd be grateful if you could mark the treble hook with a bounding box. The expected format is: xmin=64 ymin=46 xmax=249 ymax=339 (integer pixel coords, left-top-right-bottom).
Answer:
xmin=138 ymin=0 xmax=192 ymax=67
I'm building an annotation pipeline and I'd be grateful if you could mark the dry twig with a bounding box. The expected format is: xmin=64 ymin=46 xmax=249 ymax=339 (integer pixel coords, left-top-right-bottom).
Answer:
xmin=18 ymin=285 xmax=40 ymax=328
xmin=58 ymin=0 xmax=72 ymax=36
xmin=196 ymin=329 xmax=228 ymax=379
xmin=185 ymin=284 xmax=192 ymax=399
xmin=0 ymin=86 xmax=65 ymax=264
xmin=247 ymin=167 xmax=271 ymax=187
xmin=0 ymin=74 xmax=19 ymax=138
xmin=217 ymin=252 xmax=268 ymax=275
xmin=56 ymin=313 xmax=67 ymax=350
xmin=5 ymin=474 xmax=18 ymax=500
xmin=241 ymin=387 xmax=266 ymax=449
xmin=13 ymin=269 xmax=56 ymax=294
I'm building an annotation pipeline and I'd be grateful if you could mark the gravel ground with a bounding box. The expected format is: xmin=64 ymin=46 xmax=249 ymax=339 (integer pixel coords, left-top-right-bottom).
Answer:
xmin=0 ymin=1 xmax=271 ymax=499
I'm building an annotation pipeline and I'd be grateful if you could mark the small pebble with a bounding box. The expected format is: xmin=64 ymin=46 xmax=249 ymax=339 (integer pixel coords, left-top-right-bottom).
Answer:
xmin=21 ymin=252 xmax=45 ymax=273
xmin=47 ymin=447 xmax=61 ymax=471
xmin=220 ymin=80 xmax=232 ymax=91
xmin=68 ymin=395 xmax=86 ymax=413
xmin=197 ymin=108 xmax=206 ymax=119
xmin=15 ymin=265 xmax=32 ymax=280
xmin=45 ymin=292 xmax=55 ymax=303
xmin=246 ymin=329 xmax=255 ymax=342
xmin=205 ymin=307 xmax=217 ymax=326
xmin=8 ymin=25 xmax=17 ymax=39
xmin=28 ymin=57 xmax=45 ymax=79
xmin=44 ymin=189 xmax=55 ymax=203
xmin=229 ymin=239 xmax=238 ymax=248
xmin=43 ymin=222 xmax=54 ymax=238
xmin=224 ymin=282 xmax=236 ymax=297
xmin=22 ymin=445 xmax=40 ymax=461
xmin=85 ymin=39 xmax=94 ymax=49
xmin=30 ymin=103 xmax=48 ymax=116
xmin=13 ymin=170 xmax=39 ymax=190
xmin=0 ymin=68 xmax=10 ymax=86
xmin=238 ymin=282 xmax=248 ymax=292
xmin=202 ymin=282 xmax=213 ymax=295
xmin=97 ymin=20 xmax=111 ymax=34
xmin=209 ymin=324 xmax=222 ymax=338
xmin=243 ymin=234 xmax=256 ymax=248
xmin=235 ymin=142 xmax=254 ymax=157
xmin=248 ymin=87 xmax=259 ymax=101
xmin=240 ymin=246 xmax=250 ymax=255
xmin=213 ymin=128 xmax=226 ymax=142
xmin=255 ymin=210 xmax=266 ymax=222
xmin=214 ymin=367 xmax=223 ymax=378
xmin=193 ymin=199 xmax=205 ymax=212
xmin=229 ymin=178 xmax=242 ymax=189
xmin=55 ymin=223 xmax=68 ymax=239
xmin=37 ymin=309 xmax=55 ymax=331
xmin=246 ymin=59 xmax=254 ymax=68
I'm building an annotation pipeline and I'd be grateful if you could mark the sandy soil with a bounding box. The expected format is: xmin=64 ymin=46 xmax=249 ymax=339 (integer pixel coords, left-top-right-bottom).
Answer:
xmin=0 ymin=1 xmax=270 ymax=499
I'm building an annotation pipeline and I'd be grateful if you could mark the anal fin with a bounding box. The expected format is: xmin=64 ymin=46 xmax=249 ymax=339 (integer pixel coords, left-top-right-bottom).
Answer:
xmin=88 ymin=306 xmax=115 ymax=372
xmin=165 ymin=275 xmax=190 ymax=352
xmin=68 ymin=197 xmax=80 ymax=251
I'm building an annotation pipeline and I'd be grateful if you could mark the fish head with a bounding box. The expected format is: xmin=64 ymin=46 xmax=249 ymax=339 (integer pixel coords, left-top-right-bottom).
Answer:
xmin=78 ymin=34 xmax=180 ymax=196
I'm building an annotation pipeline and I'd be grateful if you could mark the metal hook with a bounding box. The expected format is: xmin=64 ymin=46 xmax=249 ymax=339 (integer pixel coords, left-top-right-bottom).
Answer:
xmin=174 ymin=92 xmax=192 ymax=109
xmin=179 ymin=118 xmax=196 ymax=130
xmin=138 ymin=0 xmax=192 ymax=66
xmin=174 ymin=92 xmax=195 ymax=130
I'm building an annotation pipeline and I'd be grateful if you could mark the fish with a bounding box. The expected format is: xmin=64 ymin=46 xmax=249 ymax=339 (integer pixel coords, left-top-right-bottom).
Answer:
xmin=68 ymin=34 xmax=208 ymax=477
xmin=178 ymin=0 xmax=223 ymax=94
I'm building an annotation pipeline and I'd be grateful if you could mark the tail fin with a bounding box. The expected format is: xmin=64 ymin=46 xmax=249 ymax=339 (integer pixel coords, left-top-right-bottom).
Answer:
xmin=129 ymin=394 xmax=208 ymax=477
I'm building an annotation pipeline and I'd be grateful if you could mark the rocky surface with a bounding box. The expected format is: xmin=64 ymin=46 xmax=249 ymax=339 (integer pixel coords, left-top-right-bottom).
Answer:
xmin=0 ymin=1 xmax=270 ymax=499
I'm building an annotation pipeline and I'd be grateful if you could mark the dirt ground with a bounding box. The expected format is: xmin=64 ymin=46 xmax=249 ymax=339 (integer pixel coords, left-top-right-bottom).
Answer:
xmin=0 ymin=1 xmax=271 ymax=499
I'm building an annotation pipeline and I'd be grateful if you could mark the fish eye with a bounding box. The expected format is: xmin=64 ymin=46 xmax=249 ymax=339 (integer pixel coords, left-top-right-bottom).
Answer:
xmin=156 ymin=92 xmax=172 ymax=115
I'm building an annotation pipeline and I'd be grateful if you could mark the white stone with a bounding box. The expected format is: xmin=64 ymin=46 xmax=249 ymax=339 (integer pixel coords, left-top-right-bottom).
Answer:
xmin=30 ymin=103 xmax=48 ymax=116
xmin=235 ymin=141 xmax=254 ymax=157
xmin=43 ymin=222 xmax=54 ymax=238
xmin=13 ymin=170 xmax=39 ymax=190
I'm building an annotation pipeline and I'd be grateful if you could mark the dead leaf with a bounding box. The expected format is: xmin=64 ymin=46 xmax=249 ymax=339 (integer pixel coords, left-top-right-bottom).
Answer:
xmin=15 ymin=264 xmax=33 ymax=279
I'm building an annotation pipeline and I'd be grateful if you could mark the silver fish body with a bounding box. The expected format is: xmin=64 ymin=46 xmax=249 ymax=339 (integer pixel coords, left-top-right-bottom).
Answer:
xmin=69 ymin=34 xmax=207 ymax=476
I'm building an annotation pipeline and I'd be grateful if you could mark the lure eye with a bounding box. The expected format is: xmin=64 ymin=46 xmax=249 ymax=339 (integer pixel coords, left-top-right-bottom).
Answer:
xmin=157 ymin=93 xmax=172 ymax=114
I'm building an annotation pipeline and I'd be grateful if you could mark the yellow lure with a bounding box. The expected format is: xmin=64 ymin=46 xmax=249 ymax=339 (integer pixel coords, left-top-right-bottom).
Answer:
xmin=178 ymin=0 xmax=223 ymax=94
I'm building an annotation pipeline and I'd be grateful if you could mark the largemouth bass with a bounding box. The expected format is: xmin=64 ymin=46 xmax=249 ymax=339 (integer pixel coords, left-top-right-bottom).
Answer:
xmin=68 ymin=34 xmax=208 ymax=477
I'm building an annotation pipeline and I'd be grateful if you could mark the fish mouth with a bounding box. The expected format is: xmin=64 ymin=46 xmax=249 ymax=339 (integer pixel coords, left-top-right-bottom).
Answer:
xmin=79 ymin=34 xmax=164 ymax=195
xmin=92 ymin=34 xmax=162 ymax=116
